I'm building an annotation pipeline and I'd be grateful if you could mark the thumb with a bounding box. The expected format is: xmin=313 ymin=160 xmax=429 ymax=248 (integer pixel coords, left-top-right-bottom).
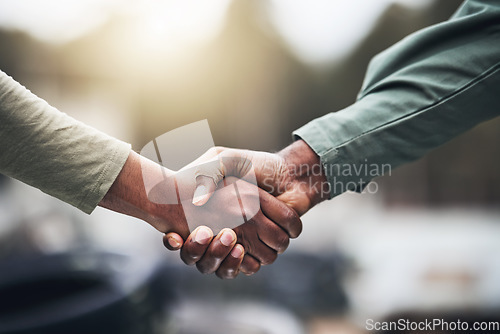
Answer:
xmin=163 ymin=232 xmax=184 ymax=250
xmin=191 ymin=152 xmax=243 ymax=206
xmin=192 ymin=175 xmax=218 ymax=206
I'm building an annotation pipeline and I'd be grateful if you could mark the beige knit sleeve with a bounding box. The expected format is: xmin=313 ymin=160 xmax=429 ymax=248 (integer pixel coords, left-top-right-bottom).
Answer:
xmin=0 ymin=70 xmax=131 ymax=214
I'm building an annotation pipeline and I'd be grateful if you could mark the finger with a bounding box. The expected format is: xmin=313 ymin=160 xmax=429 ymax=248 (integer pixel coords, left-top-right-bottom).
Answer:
xmin=180 ymin=226 xmax=214 ymax=265
xmin=191 ymin=150 xmax=255 ymax=207
xmin=240 ymin=254 xmax=261 ymax=275
xmin=247 ymin=240 xmax=278 ymax=265
xmin=252 ymin=211 xmax=290 ymax=254
xmin=163 ymin=232 xmax=184 ymax=251
xmin=192 ymin=175 xmax=217 ymax=206
xmin=219 ymin=150 xmax=253 ymax=177
xmin=183 ymin=146 xmax=224 ymax=169
xmin=234 ymin=224 xmax=278 ymax=265
xmin=196 ymin=228 xmax=237 ymax=274
xmin=276 ymin=191 xmax=311 ymax=217
xmin=192 ymin=155 xmax=226 ymax=206
xmin=259 ymin=189 xmax=302 ymax=238
xmin=216 ymin=244 xmax=245 ymax=279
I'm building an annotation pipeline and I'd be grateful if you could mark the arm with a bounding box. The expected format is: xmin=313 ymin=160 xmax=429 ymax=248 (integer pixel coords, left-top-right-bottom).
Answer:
xmin=0 ymin=69 xmax=192 ymax=243
xmin=294 ymin=0 xmax=500 ymax=196
xmin=0 ymin=69 xmax=130 ymax=214
xmin=175 ymin=0 xmax=500 ymax=274
xmin=0 ymin=70 xmax=299 ymax=279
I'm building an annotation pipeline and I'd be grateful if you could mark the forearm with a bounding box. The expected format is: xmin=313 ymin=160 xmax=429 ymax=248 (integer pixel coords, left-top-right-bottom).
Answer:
xmin=294 ymin=0 xmax=500 ymax=198
xmin=99 ymin=151 xmax=154 ymax=222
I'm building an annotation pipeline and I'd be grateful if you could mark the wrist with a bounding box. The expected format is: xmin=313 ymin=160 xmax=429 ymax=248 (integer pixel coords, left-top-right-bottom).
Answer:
xmin=278 ymin=140 xmax=330 ymax=212
xmin=136 ymin=155 xmax=190 ymax=237
xmin=99 ymin=151 xmax=189 ymax=238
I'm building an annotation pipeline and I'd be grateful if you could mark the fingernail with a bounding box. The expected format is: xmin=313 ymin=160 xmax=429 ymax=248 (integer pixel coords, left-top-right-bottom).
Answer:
xmin=231 ymin=245 xmax=243 ymax=258
xmin=220 ymin=230 xmax=235 ymax=246
xmin=168 ymin=236 xmax=181 ymax=249
xmin=194 ymin=227 xmax=211 ymax=244
xmin=192 ymin=185 xmax=209 ymax=206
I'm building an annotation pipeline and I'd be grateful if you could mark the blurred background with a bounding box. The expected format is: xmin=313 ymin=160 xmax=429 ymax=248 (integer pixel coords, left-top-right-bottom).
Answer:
xmin=1 ymin=0 xmax=500 ymax=333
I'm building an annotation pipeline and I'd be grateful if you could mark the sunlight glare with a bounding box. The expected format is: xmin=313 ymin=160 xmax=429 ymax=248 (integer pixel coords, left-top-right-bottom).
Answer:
xmin=269 ymin=0 xmax=434 ymax=65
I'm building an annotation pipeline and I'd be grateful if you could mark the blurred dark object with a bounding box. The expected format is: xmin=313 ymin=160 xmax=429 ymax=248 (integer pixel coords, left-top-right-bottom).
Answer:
xmin=258 ymin=252 xmax=349 ymax=317
xmin=0 ymin=174 xmax=7 ymax=186
xmin=163 ymin=251 xmax=349 ymax=318
xmin=166 ymin=300 xmax=304 ymax=334
xmin=377 ymin=310 xmax=500 ymax=334
xmin=0 ymin=251 xmax=169 ymax=334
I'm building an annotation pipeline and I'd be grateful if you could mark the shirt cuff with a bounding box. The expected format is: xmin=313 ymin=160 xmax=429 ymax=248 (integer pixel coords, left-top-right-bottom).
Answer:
xmin=78 ymin=140 xmax=131 ymax=214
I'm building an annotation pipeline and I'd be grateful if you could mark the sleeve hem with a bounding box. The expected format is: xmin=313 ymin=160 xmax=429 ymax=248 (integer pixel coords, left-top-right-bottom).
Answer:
xmin=78 ymin=141 xmax=131 ymax=214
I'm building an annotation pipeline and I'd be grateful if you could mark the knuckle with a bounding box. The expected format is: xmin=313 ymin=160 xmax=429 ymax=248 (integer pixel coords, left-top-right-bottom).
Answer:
xmin=216 ymin=269 xmax=237 ymax=280
xmin=211 ymin=249 xmax=229 ymax=259
xmin=283 ymin=209 xmax=302 ymax=238
xmin=180 ymin=246 xmax=203 ymax=265
xmin=284 ymin=208 xmax=299 ymax=225
xmin=182 ymin=244 xmax=204 ymax=260
xmin=207 ymin=246 xmax=227 ymax=260
xmin=196 ymin=262 xmax=216 ymax=275
xmin=260 ymin=251 xmax=278 ymax=266
xmin=180 ymin=253 xmax=197 ymax=266
xmin=241 ymin=256 xmax=260 ymax=275
xmin=276 ymin=234 xmax=290 ymax=253
xmin=215 ymin=272 xmax=226 ymax=280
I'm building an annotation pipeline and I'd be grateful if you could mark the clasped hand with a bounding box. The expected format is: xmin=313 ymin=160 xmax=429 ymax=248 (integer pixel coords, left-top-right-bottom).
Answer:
xmin=152 ymin=141 xmax=329 ymax=279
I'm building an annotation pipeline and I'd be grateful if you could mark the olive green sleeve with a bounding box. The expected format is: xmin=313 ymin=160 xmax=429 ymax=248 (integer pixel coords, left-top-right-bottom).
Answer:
xmin=0 ymin=70 xmax=131 ymax=214
xmin=293 ymin=0 xmax=500 ymax=197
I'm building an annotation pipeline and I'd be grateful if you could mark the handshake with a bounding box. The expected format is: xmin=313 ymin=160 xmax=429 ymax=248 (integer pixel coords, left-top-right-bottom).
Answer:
xmin=100 ymin=140 xmax=331 ymax=279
